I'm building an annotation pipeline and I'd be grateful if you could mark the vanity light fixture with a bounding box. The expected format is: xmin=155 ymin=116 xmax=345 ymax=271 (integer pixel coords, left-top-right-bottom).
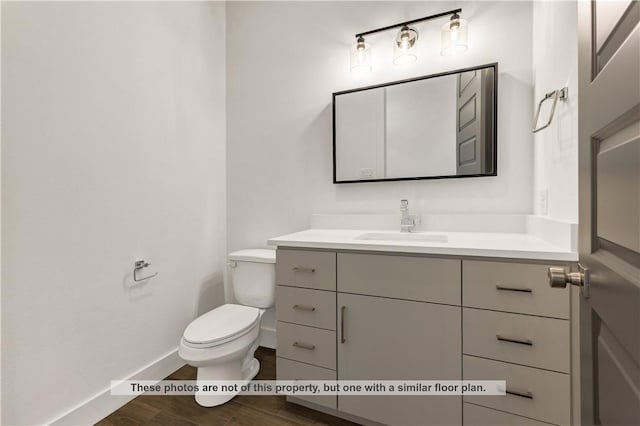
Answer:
xmin=393 ymin=26 xmax=419 ymax=65
xmin=350 ymin=8 xmax=467 ymax=72
xmin=350 ymin=35 xmax=372 ymax=73
xmin=441 ymin=12 xmax=468 ymax=56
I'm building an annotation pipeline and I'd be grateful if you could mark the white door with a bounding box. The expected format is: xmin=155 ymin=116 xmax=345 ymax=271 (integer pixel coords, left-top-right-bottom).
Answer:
xmin=551 ymin=2 xmax=640 ymax=425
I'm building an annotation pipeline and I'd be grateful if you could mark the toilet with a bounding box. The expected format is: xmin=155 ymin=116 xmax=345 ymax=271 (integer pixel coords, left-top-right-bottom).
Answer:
xmin=178 ymin=248 xmax=276 ymax=407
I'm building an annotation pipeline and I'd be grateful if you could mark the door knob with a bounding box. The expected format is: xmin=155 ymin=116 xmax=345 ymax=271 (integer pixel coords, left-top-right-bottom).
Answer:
xmin=548 ymin=266 xmax=590 ymax=297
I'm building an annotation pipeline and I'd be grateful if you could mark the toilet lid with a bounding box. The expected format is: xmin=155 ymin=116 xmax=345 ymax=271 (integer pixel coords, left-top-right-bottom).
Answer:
xmin=183 ymin=304 xmax=260 ymax=346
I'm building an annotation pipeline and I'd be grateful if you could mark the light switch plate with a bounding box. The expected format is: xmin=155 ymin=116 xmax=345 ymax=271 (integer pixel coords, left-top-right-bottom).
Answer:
xmin=539 ymin=188 xmax=549 ymax=215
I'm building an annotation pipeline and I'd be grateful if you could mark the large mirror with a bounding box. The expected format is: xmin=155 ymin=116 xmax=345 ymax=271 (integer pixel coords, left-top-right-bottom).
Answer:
xmin=333 ymin=63 xmax=497 ymax=183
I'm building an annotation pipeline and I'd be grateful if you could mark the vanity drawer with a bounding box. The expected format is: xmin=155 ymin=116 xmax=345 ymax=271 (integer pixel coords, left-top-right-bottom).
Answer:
xmin=276 ymin=357 xmax=337 ymax=410
xmin=463 ymin=308 xmax=570 ymax=373
xmin=276 ymin=286 xmax=336 ymax=330
xmin=276 ymin=322 xmax=336 ymax=370
xmin=338 ymin=253 xmax=460 ymax=305
xmin=463 ymin=260 xmax=569 ymax=319
xmin=463 ymin=403 xmax=552 ymax=426
xmin=276 ymin=249 xmax=336 ymax=291
xmin=464 ymin=355 xmax=570 ymax=426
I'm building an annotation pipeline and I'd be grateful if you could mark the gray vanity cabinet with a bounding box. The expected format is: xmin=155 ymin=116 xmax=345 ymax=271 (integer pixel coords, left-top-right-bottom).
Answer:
xmin=275 ymin=249 xmax=573 ymax=426
xmin=461 ymin=260 xmax=572 ymax=426
xmin=337 ymin=292 xmax=462 ymax=426
xmin=336 ymin=253 xmax=462 ymax=425
xmin=275 ymin=249 xmax=338 ymax=410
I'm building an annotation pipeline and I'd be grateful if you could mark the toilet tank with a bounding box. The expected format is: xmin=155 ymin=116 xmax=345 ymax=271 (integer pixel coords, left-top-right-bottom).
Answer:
xmin=228 ymin=249 xmax=276 ymax=308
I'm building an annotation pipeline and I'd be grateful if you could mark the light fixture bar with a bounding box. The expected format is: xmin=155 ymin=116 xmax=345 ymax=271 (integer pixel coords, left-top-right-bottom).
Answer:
xmin=355 ymin=8 xmax=462 ymax=38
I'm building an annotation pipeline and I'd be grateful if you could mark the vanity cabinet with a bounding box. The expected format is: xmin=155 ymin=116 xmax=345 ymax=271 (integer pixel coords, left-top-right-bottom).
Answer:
xmin=275 ymin=249 xmax=573 ymax=426
xmin=275 ymin=249 xmax=338 ymax=410
xmin=462 ymin=260 xmax=571 ymax=426
xmin=276 ymin=249 xmax=462 ymax=425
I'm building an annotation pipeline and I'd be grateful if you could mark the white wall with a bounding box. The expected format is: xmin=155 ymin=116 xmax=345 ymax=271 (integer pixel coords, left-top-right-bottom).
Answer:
xmin=1 ymin=2 xmax=226 ymax=425
xmin=532 ymin=1 xmax=578 ymax=222
xmin=227 ymin=1 xmax=534 ymax=258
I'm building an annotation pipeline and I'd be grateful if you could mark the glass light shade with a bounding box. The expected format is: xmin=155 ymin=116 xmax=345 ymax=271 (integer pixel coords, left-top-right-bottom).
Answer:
xmin=350 ymin=39 xmax=372 ymax=73
xmin=393 ymin=26 xmax=418 ymax=65
xmin=441 ymin=18 xmax=468 ymax=56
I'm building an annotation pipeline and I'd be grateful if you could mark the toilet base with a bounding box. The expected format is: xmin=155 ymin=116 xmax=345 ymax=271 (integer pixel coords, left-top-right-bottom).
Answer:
xmin=180 ymin=307 xmax=267 ymax=408
xmin=194 ymin=354 xmax=261 ymax=407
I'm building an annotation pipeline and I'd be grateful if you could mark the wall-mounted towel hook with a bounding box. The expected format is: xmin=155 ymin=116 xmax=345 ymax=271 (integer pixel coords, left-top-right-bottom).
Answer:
xmin=532 ymin=87 xmax=568 ymax=133
xmin=133 ymin=259 xmax=158 ymax=282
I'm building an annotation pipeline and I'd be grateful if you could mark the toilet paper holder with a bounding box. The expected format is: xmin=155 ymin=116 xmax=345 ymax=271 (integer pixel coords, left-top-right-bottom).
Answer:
xmin=134 ymin=259 xmax=158 ymax=282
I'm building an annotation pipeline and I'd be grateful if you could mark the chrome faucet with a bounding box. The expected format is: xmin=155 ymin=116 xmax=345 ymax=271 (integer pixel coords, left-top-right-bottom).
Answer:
xmin=400 ymin=199 xmax=420 ymax=233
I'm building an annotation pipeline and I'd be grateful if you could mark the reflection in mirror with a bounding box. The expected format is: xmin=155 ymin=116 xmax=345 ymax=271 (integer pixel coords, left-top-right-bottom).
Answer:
xmin=333 ymin=64 xmax=497 ymax=183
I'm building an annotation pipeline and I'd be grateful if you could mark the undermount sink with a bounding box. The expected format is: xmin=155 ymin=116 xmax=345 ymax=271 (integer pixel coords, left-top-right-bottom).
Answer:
xmin=356 ymin=232 xmax=449 ymax=243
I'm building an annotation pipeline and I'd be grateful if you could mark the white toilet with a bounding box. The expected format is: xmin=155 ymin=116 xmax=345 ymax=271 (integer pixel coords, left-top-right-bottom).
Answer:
xmin=178 ymin=248 xmax=276 ymax=407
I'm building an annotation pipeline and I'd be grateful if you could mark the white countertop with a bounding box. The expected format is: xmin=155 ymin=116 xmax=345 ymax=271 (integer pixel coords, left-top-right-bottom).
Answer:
xmin=268 ymin=228 xmax=578 ymax=261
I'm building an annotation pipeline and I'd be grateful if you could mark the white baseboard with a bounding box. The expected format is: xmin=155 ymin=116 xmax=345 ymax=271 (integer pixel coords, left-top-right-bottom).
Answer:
xmin=49 ymin=329 xmax=275 ymax=426
xmin=49 ymin=348 xmax=185 ymax=426
xmin=260 ymin=325 xmax=276 ymax=349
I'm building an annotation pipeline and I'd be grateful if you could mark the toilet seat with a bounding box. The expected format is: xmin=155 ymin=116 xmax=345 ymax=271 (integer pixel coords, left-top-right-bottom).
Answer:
xmin=183 ymin=304 xmax=260 ymax=349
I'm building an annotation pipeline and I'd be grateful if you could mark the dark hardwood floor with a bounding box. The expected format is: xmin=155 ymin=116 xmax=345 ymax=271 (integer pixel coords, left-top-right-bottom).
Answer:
xmin=96 ymin=348 xmax=359 ymax=426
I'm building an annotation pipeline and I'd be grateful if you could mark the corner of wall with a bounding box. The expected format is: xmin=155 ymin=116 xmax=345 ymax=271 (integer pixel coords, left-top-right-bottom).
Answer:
xmin=531 ymin=1 xmax=579 ymax=224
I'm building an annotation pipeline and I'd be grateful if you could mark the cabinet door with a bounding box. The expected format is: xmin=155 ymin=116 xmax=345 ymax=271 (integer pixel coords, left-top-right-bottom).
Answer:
xmin=337 ymin=293 xmax=462 ymax=426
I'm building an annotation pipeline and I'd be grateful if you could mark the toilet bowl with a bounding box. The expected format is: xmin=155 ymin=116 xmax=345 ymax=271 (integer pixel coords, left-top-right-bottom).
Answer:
xmin=178 ymin=249 xmax=276 ymax=407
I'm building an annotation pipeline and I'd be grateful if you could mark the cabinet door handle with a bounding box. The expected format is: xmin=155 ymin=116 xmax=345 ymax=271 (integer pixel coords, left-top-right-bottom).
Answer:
xmin=496 ymin=334 xmax=533 ymax=346
xmin=496 ymin=285 xmax=533 ymax=293
xmin=292 ymin=341 xmax=316 ymax=350
xmin=293 ymin=304 xmax=316 ymax=312
xmin=340 ymin=306 xmax=346 ymax=344
xmin=292 ymin=267 xmax=316 ymax=273
xmin=506 ymin=388 xmax=534 ymax=399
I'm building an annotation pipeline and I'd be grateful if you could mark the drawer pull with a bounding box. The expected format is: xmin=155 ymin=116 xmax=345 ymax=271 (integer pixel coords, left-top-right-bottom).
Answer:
xmin=496 ymin=285 xmax=533 ymax=293
xmin=506 ymin=388 xmax=534 ymax=399
xmin=292 ymin=304 xmax=316 ymax=312
xmin=496 ymin=334 xmax=533 ymax=346
xmin=292 ymin=341 xmax=316 ymax=350
xmin=340 ymin=306 xmax=346 ymax=344
xmin=292 ymin=267 xmax=316 ymax=273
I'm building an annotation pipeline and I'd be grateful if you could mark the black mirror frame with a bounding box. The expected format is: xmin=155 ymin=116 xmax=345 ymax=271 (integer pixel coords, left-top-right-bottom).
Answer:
xmin=332 ymin=62 xmax=498 ymax=184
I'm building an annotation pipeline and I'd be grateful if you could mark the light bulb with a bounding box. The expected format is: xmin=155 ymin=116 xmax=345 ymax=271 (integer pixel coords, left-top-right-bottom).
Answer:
xmin=441 ymin=14 xmax=468 ymax=56
xmin=450 ymin=27 xmax=459 ymax=42
xmin=350 ymin=36 xmax=372 ymax=73
xmin=393 ymin=26 xmax=418 ymax=65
